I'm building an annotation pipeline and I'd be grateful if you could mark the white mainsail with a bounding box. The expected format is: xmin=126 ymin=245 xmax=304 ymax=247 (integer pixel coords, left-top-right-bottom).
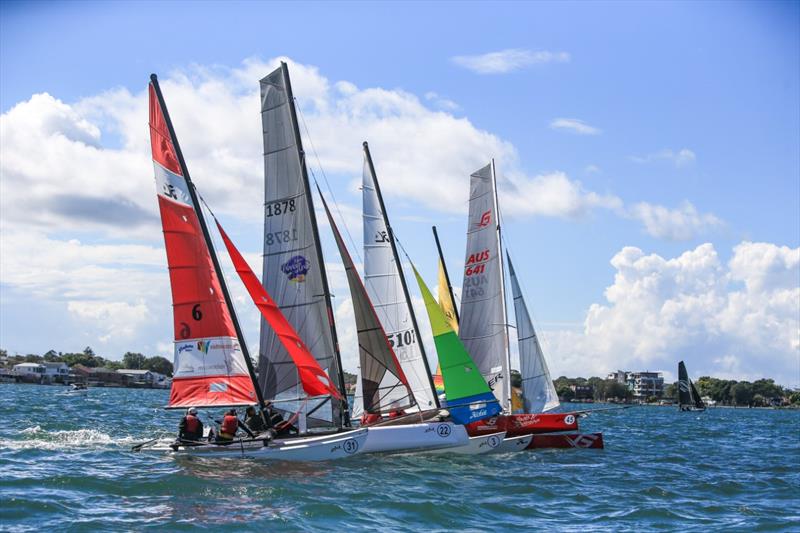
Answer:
xmin=258 ymin=63 xmax=345 ymax=428
xmin=507 ymin=254 xmax=559 ymax=413
xmin=358 ymin=145 xmax=438 ymax=418
xmin=459 ymin=161 xmax=511 ymax=412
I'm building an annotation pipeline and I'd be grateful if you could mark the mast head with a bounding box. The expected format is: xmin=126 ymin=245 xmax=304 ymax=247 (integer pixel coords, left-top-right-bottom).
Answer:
xmin=363 ymin=141 xmax=369 ymax=149
xmin=150 ymin=73 xmax=158 ymax=83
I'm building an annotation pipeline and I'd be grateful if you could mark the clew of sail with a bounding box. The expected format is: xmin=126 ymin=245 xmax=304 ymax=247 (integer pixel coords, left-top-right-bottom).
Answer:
xmin=215 ymin=221 xmax=341 ymax=400
xmin=360 ymin=146 xmax=438 ymax=417
xmin=149 ymin=82 xmax=257 ymax=409
xmin=507 ymin=254 xmax=559 ymax=413
xmin=459 ymin=162 xmax=511 ymax=411
xmin=258 ymin=63 xmax=345 ymax=427
xmin=318 ymin=189 xmax=414 ymax=415
xmin=412 ymin=265 xmax=501 ymax=425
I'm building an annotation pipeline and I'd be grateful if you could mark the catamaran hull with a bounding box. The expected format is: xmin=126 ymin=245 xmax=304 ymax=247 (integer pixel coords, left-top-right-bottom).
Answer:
xmin=426 ymin=431 xmax=506 ymax=455
xmin=527 ymin=432 xmax=604 ymax=449
xmin=361 ymin=422 xmax=469 ymax=454
xmin=486 ymin=434 xmax=532 ymax=453
xmin=151 ymin=428 xmax=369 ymax=461
xmin=466 ymin=412 xmax=579 ymax=437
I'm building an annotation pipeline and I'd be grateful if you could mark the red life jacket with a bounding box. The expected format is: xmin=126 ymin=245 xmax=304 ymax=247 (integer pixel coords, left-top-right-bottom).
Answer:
xmin=361 ymin=413 xmax=381 ymax=426
xmin=184 ymin=415 xmax=200 ymax=434
xmin=221 ymin=414 xmax=238 ymax=435
xmin=389 ymin=409 xmax=406 ymax=419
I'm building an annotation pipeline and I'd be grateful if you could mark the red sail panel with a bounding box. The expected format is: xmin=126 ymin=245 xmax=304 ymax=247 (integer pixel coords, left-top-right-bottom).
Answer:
xmin=148 ymin=84 xmax=181 ymax=176
xmin=215 ymin=220 xmax=342 ymax=400
xmin=149 ymin=82 xmax=257 ymax=408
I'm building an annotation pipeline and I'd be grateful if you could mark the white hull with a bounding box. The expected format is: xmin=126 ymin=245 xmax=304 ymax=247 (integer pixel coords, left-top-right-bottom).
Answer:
xmin=485 ymin=434 xmax=531 ymax=454
xmin=427 ymin=431 xmax=506 ymax=455
xmin=148 ymin=428 xmax=368 ymax=461
xmin=361 ymin=422 xmax=469 ymax=454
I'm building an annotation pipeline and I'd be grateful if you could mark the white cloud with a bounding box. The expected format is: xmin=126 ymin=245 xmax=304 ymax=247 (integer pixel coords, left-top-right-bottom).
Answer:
xmin=539 ymin=242 xmax=800 ymax=386
xmin=630 ymin=148 xmax=696 ymax=167
xmin=0 ymin=56 xmax=730 ymax=366
xmin=424 ymin=91 xmax=460 ymax=111
xmin=500 ymin=171 xmax=622 ymax=218
xmin=451 ymin=49 xmax=570 ymax=74
xmin=629 ymin=200 xmax=723 ymax=241
xmin=549 ymin=118 xmax=602 ymax=135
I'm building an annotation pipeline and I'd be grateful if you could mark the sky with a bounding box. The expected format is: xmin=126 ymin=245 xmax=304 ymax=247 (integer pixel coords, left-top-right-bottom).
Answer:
xmin=1 ymin=1 xmax=798 ymax=386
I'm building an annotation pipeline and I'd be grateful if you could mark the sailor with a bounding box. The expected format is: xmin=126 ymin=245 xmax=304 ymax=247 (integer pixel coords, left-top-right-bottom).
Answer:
xmin=360 ymin=412 xmax=382 ymax=426
xmin=244 ymin=406 xmax=268 ymax=433
xmin=262 ymin=401 xmax=298 ymax=436
xmin=178 ymin=407 xmax=204 ymax=443
xmin=216 ymin=408 xmax=255 ymax=442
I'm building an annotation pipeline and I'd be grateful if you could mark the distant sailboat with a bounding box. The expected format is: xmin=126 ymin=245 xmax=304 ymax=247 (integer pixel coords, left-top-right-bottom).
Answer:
xmin=678 ymin=361 xmax=706 ymax=412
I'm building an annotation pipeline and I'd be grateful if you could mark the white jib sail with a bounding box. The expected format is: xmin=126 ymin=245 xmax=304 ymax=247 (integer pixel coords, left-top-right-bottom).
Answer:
xmin=507 ymin=254 xmax=559 ymax=413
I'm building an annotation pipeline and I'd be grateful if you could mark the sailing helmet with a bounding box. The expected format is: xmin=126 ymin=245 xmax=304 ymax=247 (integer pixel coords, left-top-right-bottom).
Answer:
xmin=187 ymin=407 xmax=198 ymax=415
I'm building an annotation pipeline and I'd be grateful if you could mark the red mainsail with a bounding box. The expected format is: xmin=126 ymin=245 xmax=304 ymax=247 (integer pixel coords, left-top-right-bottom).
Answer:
xmin=215 ymin=221 xmax=342 ymax=400
xmin=149 ymin=83 xmax=257 ymax=408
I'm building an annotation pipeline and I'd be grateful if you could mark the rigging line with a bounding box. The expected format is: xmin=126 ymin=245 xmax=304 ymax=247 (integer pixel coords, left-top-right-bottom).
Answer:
xmin=294 ymin=98 xmax=364 ymax=266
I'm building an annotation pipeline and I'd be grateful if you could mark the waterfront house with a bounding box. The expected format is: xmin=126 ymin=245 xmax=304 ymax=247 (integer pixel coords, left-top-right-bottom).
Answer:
xmin=72 ymin=364 xmax=130 ymax=387
xmin=12 ymin=362 xmax=46 ymax=382
xmin=607 ymin=370 xmax=665 ymax=400
xmin=42 ymin=362 xmax=70 ymax=383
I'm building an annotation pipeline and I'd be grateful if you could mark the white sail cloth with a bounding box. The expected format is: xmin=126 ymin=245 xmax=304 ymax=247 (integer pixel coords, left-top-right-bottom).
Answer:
xmin=507 ymin=255 xmax=559 ymax=413
xmin=358 ymin=154 xmax=438 ymax=417
xmin=458 ymin=162 xmax=511 ymax=411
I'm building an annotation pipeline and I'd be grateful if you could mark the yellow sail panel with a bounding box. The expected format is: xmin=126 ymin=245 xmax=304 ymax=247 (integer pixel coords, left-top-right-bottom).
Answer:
xmin=437 ymin=258 xmax=459 ymax=334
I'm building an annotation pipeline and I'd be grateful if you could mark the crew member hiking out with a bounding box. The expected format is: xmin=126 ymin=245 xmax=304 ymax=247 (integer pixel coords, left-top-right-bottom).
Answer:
xmin=244 ymin=406 xmax=269 ymax=434
xmin=178 ymin=407 xmax=204 ymax=443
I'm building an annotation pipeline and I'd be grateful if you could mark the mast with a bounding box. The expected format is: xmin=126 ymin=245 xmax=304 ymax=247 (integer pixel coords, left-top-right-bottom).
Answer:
xmin=280 ymin=63 xmax=349 ymax=425
xmin=431 ymin=225 xmax=459 ymax=324
xmin=149 ymin=74 xmax=267 ymax=413
xmin=490 ymin=159 xmax=513 ymax=410
xmin=363 ymin=141 xmax=440 ymax=409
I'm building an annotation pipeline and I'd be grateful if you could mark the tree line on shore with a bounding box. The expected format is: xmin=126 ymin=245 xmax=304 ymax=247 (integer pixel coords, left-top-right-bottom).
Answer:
xmin=551 ymin=375 xmax=799 ymax=406
xmin=0 ymin=347 xmax=174 ymax=377
xmin=4 ymin=348 xmax=797 ymax=406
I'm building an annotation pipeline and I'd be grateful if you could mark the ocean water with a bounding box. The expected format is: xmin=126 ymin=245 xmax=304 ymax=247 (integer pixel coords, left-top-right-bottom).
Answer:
xmin=1 ymin=384 xmax=798 ymax=531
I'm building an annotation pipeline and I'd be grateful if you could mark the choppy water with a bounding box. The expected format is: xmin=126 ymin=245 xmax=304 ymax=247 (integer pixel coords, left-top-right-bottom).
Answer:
xmin=1 ymin=384 xmax=798 ymax=531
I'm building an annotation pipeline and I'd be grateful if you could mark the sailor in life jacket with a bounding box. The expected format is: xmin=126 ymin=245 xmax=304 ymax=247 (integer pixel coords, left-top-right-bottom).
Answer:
xmin=178 ymin=407 xmax=204 ymax=442
xmin=216 ymin=408 xmax=255 ymax=442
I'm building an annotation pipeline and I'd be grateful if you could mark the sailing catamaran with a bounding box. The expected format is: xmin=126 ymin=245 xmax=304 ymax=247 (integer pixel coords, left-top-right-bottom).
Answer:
xmin=258 ymin=64 xmax=475 ymax=454
xmin=139 ymin=74 xmax=367 ymax=460
xmin=678 ymin=360 xmax=706 ymax=412
xmin=437 ymin=160 xmax=604 ymax=449
xmin=356 ymin=142 xmax=506 ymax=454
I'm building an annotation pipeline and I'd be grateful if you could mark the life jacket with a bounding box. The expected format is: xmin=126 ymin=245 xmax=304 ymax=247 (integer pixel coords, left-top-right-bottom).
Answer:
xmin=184 ymin=415 xmax=200 ymax=434
xmin=221 ymin=414 xmax=238 ymax=436
xmin=389 ymin=409 xmax=406 ymax=419
xmin=361 ymin=413 xmax=382 ymax=426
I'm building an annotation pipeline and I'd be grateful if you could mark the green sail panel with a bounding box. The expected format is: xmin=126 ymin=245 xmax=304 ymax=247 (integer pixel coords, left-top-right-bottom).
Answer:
xmin=411 ymin=265 xmax=500 ymax=424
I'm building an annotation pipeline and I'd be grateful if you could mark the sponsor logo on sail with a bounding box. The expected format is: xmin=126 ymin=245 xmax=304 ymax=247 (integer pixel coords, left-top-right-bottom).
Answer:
xmin=197 ymin=340 xmax=210 ymax=354
xmin=281 ymin=255 xmax=310 ymax=283
xmin=209 ymin=382 xmax=228 ymax=393
xmin=177 ymin=343 xmax=193 ymax=354
xmin=477 ymin=209 xmax=492 ymax=228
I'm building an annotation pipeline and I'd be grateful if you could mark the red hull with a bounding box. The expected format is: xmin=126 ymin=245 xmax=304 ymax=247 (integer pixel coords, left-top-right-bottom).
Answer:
xmin=466 ymin=413 xmax=579 ymax=437
xmin=527 ymin=432 xmax=604 ymax=449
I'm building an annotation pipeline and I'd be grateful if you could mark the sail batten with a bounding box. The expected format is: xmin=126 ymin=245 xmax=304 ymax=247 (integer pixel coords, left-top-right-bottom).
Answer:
xmin=507 ymin=255 xmax=559 ymax=413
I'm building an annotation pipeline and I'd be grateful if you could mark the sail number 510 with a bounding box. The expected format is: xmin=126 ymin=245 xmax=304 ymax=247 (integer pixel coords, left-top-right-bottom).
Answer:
xmin=388 ymin=330 xmax=416 ymax=348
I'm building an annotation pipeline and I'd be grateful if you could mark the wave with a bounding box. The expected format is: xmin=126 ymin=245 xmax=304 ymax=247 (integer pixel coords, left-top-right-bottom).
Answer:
xmin=4 ymin=426 xmax=143 ymax=451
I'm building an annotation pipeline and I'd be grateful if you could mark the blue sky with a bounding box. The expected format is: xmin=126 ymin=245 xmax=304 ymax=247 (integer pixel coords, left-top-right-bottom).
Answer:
xmin=1 ymin=1 xmax=798 ymax=385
